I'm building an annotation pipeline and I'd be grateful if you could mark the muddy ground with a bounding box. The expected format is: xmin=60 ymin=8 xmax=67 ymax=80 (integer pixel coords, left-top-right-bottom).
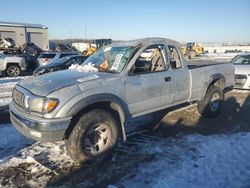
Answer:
xmin=0 ymin=89 xmax=249 ymax=187
xmin=49 ymin=90 xmax=250 ymax=187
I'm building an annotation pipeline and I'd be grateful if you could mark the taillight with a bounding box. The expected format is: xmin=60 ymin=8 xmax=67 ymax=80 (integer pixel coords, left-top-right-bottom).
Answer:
xmin=42 ymin=58 xmax=48 ymax=63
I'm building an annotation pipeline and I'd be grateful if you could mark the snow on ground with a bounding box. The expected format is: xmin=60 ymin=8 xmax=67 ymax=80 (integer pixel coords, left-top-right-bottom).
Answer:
xmin=0 ymin=124 xmax=33 ymax=159
xmin=120 ymin=132 xmax=250 ymax=188
xmin=0 ymin=141 xmax=75 ymax=187
xmin=1 ymin=122 xmax=250 ymax=187
xmin=0 ymin=66 xmax=249 ymax=187
xmin=194 ymin=52 xmax=240 ymax=62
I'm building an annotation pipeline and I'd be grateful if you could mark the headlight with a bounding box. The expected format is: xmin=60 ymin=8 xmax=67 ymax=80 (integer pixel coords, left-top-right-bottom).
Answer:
xmin=27 ymin=97 xmax=59 ymax=113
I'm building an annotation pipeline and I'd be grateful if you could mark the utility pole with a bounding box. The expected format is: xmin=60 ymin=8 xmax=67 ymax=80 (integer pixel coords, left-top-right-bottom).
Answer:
xmin=84 ymin=25 xmax=87 ymax=40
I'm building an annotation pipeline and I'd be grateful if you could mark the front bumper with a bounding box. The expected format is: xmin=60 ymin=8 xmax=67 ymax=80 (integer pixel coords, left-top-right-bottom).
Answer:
xmin=10 ymin=103 xmax=72 ymax=142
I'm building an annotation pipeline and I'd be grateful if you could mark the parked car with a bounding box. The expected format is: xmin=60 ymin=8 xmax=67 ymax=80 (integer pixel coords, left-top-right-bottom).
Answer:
xmin=37 ymin=51 xmax=78 ymax=66
xmin=33 ymin=55 xmax=87 ymax=76
xmin=22 ymin=43 xmax=42 ymax=56
xmin=16 ymin=53 xmax=39 ymax=71
xmin=0 ymin=38 xmax=16 ymax=48
xmin=232 ymin=53 xmax=250 ymax=89
xmin=0 ymin=54 xmax=26 ymax=77
xmin=10 ymin=38 xmax=234 ymax=163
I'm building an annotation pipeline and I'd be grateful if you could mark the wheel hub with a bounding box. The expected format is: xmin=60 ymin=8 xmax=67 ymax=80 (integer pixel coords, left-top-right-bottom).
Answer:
xmin=83 ymin=122 xmax=112 ymax=155
xmin=210 ymin=92 xmax=220 ymax=112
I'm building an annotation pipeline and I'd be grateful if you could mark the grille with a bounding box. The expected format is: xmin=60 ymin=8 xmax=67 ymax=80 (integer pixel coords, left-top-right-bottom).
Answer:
xmin=234 ymin=74 xmax=247 ymax=79
xmin=13 ymin=89 xmax=25 ymax=108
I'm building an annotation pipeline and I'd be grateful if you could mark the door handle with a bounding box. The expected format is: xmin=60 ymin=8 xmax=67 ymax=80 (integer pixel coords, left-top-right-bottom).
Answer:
xmin=164 ymin=76 xmax=172 ymax=82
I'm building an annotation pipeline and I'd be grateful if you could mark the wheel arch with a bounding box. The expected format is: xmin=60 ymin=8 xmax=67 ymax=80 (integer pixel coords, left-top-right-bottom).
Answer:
xmin=202 ymin=73 xmax=225 ymax=100
xmin=64 ymin=94 xmax=129 ymax=141
xmin=6 ymin=62 xmax=21 ymax=68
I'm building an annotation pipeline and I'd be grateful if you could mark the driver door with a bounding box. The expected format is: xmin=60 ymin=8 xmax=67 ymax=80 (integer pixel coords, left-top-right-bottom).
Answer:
xmin=125 ymin=44 xmax=173 ymax=116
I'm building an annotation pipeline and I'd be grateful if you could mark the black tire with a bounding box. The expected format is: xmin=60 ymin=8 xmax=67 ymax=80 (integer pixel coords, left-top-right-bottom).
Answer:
xmin=66 ymin=109 xmax=119 ymax=163
xmin=197 ymin=86 xmax=223 ymax=118
xmin=6 ymin=65 xmax=21 ymax=77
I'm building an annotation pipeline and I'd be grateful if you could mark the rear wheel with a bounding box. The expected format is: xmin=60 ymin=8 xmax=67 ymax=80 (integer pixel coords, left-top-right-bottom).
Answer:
xmin=66 ymin=109 xmax=119 ymax=163
xmin=6 ymin=65 xmax=21 ymax=77
xmin=197 ymin=86 xmax=223 ymax=118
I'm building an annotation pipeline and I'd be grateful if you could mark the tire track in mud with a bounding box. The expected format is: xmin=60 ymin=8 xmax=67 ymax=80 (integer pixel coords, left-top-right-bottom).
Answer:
xmin=48 ymin=131 xmax=196 ymax=188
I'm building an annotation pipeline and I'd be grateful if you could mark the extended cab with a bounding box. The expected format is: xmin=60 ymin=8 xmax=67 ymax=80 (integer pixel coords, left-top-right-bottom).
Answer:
xmin=0 ymin=54 xmax=27 ymax=77
xmin=10 ymin=38 xmax=234 ymax=163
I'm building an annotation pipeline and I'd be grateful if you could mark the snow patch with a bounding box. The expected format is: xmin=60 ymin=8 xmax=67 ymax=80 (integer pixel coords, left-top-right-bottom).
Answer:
xmin=121 ymin=132 xmax=250 ymax=188
xmin=69 ymin=63 xmax=98 ymax=72
xmin=0 ymin=141 xmax=75 ymax=187
xmin=0 ymin=124 xmax=33 ymax=160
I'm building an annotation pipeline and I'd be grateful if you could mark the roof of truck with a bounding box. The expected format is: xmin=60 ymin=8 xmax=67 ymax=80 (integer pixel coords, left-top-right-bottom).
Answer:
xmin=109 ymin=37 xmax=181 ymax=48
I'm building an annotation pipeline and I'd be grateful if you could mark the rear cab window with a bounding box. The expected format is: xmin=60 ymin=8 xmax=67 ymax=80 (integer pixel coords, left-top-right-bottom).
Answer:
xmin=168 ymin=45 xmax=182 ymax=69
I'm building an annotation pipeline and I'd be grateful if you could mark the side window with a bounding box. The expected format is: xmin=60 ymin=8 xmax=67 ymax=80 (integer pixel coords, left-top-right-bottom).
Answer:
xmin=70 ymin=57 xmax=81 ymax=65
xmin=130 ymin=44 xmax=167 ymax=74
xmin=60 ymin=54 xmax=71 ymax=58
xmin=234 ymin=56 xmax=250 ymax=65
xmin=168 ymin=46 xmax=182 ymax=69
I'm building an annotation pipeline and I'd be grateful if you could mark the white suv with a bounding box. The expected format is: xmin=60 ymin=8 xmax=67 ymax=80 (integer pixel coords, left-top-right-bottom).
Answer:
xmin=37 ymin=51 xmax=78 ymax=66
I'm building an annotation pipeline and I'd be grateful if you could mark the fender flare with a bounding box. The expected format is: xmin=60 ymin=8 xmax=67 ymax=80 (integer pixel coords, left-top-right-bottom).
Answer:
xmin=202 ymin=73 xmax=225 ymax=100
xmin=65 ymin=93 xmax=130 ymax=141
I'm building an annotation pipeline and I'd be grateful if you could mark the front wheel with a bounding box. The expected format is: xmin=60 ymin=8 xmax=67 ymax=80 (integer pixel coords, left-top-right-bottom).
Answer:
xmin=6 ymin=65 xmax=21 ymax=77
xmin=66 ymin=109 xmax=119 ymax=163
xmin=197 ymin=86 xmax=223 ymax=118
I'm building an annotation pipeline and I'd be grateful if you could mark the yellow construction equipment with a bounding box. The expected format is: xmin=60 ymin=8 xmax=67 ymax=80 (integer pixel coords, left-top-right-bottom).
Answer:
xmin=83 ymin=39 xmax=112 ymax=57
xmin=181 ymin=42 xmax=204 ymax=59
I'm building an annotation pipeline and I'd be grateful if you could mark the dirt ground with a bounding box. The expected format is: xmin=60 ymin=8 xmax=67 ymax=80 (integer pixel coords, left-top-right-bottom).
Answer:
xmin=44 ymin=89 xmax=250 ymax=187
xmin=0 ymin=89 xmax=249 ymax=187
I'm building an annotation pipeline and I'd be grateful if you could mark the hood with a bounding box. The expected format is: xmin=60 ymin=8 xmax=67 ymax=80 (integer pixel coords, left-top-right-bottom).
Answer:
xmin=18 ymin=69 xmax=114 ymax=96
xmin=234 ymin=64 xmax=250 ymax=75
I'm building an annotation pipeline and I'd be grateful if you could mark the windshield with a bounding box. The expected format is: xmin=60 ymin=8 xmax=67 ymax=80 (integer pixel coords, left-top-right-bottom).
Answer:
xmin=232 ymin=55 xmax=250 ymax=65
xmin=82 ymin=46 xmax=134 ymax=73
xmin=51 ymin=56 xmax=70 ymax=65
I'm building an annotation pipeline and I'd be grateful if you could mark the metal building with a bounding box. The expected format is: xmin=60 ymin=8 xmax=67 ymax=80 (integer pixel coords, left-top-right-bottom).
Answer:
xmin=0 ymin=21 xmax=49 ymax=50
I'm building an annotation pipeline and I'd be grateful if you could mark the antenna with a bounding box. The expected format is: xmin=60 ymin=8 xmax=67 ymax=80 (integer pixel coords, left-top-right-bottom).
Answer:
xmin=85 ymin=25 xmax=87 ymax=40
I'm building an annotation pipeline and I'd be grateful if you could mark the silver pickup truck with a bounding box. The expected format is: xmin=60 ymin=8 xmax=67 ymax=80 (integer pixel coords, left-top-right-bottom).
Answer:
xmin=10 ymin=38 xmax=234 ymax=163
xmin=0 ymin=54 xmax=27 ymax=77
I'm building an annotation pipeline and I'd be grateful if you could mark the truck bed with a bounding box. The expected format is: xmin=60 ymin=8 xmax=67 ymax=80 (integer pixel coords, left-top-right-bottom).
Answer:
xmin=188 ymin=61 xmax=234 ymax=102
xmin=188 ymin=61 xmax=231 ymax=69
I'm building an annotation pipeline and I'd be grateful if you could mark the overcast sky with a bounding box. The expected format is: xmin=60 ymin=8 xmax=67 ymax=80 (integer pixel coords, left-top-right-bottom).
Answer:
xmin=1 ymin=0 xmax=250 ymax=42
